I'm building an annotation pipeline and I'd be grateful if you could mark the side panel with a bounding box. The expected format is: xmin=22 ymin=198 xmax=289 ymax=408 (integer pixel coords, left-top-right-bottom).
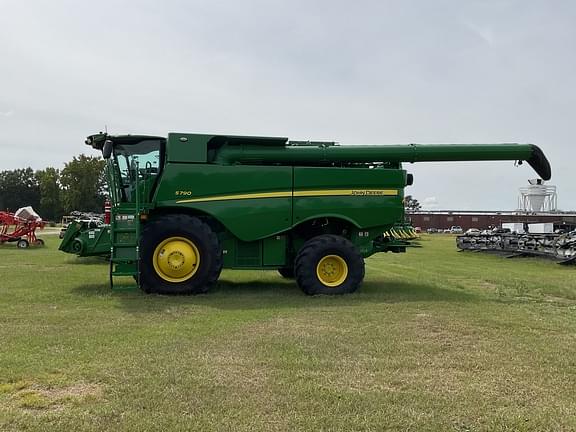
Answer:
xmin=166 ymin=133 xmax=211 ymax=163
xmin=262 ymin=235 xmax=287 ymax=265
xmin=220 ymin=236 xmax=287 ymax=268
xmin=155 ymin=164 xmax=293 ymax=241
xmin=293 ymin=167 xmax=405 ymax=229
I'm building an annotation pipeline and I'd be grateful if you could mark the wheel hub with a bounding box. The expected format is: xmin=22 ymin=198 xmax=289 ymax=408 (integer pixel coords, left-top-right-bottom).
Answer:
xmin=316 ymin=255 xmax=348 ymax=287
xmin=166 ymin=250 xmax=185 ymax=270
xmin=153 ymin=237 xmax=200 ymax=282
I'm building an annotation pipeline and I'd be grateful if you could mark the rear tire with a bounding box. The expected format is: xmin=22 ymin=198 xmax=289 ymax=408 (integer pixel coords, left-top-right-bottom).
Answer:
xmin=294 ymin=234 xmax=364 ymax=295
xmin=139 ymin=215 xmax=222 ymax=295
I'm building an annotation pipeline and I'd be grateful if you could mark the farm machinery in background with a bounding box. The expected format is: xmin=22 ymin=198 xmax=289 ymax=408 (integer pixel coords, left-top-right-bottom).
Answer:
xmin=59 ymin=213 xmax=103 ymax=239
xmin=0 ymin=207 xmax=45 ymax=248
xmin=59 ymin=210 xmax=110 ymax=257
xmin=60 ymin=131 xmax=551 ymax=295
xmin=456 ymin=177 xmax=575 ymax=264
xmin=456 ymin=227 xmax=576 ymax=264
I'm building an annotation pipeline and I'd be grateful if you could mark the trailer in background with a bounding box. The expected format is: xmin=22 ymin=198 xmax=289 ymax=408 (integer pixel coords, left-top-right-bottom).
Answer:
xmin=0 ymin=207 xmax=45 ymax=248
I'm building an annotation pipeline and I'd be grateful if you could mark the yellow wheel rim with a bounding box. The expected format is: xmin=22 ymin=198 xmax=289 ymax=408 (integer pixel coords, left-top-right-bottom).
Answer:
xmin=316 ymin=255 xmax=348 ymax=287
xmin=153 ymin=236 xmax=200 ymax=283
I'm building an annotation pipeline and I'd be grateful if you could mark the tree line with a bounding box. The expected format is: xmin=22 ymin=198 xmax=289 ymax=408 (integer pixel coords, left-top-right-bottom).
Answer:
xmin=0 ymin=155 xmax=106 ymax=221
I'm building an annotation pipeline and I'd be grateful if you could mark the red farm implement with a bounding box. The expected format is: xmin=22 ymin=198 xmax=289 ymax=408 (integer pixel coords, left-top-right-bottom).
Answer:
xmin=0 ymin=208 xmax=45 ymax=248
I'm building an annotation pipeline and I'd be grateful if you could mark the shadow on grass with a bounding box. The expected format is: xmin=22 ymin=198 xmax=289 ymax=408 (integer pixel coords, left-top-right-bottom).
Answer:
xmin=63 ymin=256 xmax=109 ymax=266
xmin=71 ymin=277 xmax=483 ymax=314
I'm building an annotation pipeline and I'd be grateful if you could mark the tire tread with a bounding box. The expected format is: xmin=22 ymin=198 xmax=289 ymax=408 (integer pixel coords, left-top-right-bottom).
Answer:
xmin=139 ymin=214 xmax=222 ymax=295
xmin=294 ymin=234 xmax=364 ymax=295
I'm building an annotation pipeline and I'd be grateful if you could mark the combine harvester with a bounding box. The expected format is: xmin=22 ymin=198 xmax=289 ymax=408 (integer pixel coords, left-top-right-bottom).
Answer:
xmin=60 ymin=132 xmax=551 ymax=294
xmin=0 ymin=207 xmax=45 ymax=248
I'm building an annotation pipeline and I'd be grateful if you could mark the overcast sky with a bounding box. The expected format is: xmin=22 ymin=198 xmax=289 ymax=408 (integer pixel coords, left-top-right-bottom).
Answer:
xmin=0 ymin=0 xmax=574 ymax=210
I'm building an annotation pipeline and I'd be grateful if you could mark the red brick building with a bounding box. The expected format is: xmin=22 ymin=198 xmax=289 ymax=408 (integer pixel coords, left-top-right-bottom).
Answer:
xmin=408 ymin=211 xmax=576 ymax=231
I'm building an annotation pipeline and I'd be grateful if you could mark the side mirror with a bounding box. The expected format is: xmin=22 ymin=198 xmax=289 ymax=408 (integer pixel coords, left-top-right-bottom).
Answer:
xmin=102 ymin=140 xmax=113 ymax=159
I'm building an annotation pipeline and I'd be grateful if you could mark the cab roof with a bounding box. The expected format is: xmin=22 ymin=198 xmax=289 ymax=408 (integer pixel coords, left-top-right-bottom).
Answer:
xmin=85 ymin=133 xmax=165 ymax=150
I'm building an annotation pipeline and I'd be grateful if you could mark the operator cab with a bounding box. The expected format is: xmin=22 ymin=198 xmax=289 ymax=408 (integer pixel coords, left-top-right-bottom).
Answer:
xmin=86 ymin=133 xmax=165 ymax=203
xmin=113 ymin=139 xmax=162 ymax=202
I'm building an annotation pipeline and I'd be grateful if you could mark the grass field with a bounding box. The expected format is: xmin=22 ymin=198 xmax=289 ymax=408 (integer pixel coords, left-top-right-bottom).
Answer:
xmin=1 ymin=235 xmax=575 ymax=431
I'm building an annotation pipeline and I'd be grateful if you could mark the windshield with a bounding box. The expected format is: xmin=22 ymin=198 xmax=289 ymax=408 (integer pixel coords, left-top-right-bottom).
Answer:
xmin=112 ymin=139 xmax=162 ymax=202
xmin=115 ymin=140 xmax=161 ymax=179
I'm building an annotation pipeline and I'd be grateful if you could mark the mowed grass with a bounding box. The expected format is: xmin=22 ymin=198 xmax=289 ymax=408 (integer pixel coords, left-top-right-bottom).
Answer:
xmin=1 ymin=235 xmax=575 ymax=431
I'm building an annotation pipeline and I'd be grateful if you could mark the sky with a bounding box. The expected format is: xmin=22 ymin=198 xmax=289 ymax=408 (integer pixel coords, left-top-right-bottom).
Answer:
xmin=0 ymin=0 xmax=574 ymax=210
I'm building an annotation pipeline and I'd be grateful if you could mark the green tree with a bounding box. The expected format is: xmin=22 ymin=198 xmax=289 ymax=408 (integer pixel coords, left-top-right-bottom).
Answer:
xmin=36 ymin=167 xmax=63 ymax=221
xmin=403 ymin=195 xmax=421 ymax=212
xmin=0 ymin=168 xmax=40 ymax=212
xmin=60 ymin=155 xmax=106 ymax=213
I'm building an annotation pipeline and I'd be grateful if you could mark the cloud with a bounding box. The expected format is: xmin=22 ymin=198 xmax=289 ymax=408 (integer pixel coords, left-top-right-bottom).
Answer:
xmin=463 ymin=22 xmax=494 ymax=46
xmin=0 ymin=110 xmax=14 ymax=117
xmin=422 ymin=197 xmax=440 ymax=210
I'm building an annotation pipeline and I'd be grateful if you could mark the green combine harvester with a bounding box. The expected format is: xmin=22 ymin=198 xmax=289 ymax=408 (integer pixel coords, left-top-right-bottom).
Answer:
xmin=60 ymin=133 xmax=551 ymax=295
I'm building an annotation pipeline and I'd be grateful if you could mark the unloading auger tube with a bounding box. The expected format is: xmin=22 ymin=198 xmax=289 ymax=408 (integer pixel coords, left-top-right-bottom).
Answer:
xmin=213 ymin=143 xmax=551 ymax=180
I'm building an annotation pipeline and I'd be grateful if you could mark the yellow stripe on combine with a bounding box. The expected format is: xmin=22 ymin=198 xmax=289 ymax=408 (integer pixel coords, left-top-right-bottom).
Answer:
xmin=176 ymin=189 xmax=398 ymax=204
xmin=176 ymin=191 xmax=291 ymax=203
xmin=294 ymin=189 xmax=398 ymax=197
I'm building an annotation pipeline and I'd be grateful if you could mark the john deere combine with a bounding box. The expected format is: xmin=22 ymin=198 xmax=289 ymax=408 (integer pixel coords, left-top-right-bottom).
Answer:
xmin=60 ymin=132 xmax=551 ymax=295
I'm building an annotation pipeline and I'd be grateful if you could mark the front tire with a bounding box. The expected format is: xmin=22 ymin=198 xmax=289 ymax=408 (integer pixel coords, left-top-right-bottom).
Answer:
xmin=139 ymin=215 xmax=222 ymax=295
xmin=294 ymin=234 xmax=365 ymax=295
xmin=16 ymin=239 xmax=29 ymax=249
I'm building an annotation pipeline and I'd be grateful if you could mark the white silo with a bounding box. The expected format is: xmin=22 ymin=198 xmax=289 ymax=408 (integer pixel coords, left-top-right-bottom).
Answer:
xmin=518 ymin=179 xmax=557 ymax=212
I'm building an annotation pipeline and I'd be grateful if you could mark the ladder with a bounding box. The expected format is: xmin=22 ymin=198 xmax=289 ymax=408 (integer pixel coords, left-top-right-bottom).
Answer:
xmin=107 ymin=160 xmax=142 ymax=289
xmin=109 ymin=205 xmax=140 ymax=288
